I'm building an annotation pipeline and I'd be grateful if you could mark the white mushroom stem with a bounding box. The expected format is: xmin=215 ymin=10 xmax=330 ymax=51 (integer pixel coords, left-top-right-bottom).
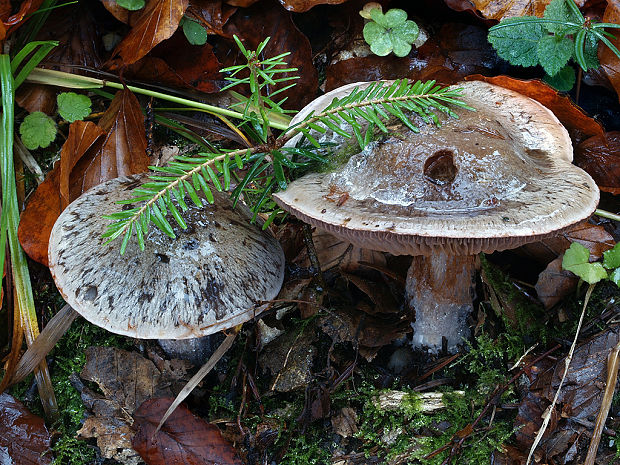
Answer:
xmin=406 ymin=252 xmax=477 ymax=353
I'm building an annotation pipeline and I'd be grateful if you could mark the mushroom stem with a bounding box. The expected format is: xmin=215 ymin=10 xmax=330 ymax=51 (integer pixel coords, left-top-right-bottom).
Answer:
xmin=406 ymin=252 xmax=477 ymax=353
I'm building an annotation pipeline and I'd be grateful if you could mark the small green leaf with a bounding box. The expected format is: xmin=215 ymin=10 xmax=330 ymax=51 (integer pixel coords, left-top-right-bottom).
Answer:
xmin=603 ymin=242 xmax=620 ymax=270
xmin=57 ymin=92 xmax=92 ymax=122
xmin=543 ymin=65 xmax=576 ymax=91
xmin=115 ymin=0 xmax=144 ymax=10
xmin=19 ymin=111 xmax=57 ymax=150
xmin=537 ymin=34 xmax=573 ymax=76
xmin=383 ymin=8 xmax=408 ymax=27
xmin=610 ymin=268 xmax=620 ymax=287
xmin=583 ymin=31 xmax=600 ymax=70
xmin=543 ymin=0 xmax=582 ymax=35
xmin=182 ymin=18 xmax=208 ymax=46
xmin=488 ymin=17 xmax=544 ymax=67
xmin=363 ymin=8 xmax=418 ymax=58
xmin=562 ymin=242 xmax=609 ymax=284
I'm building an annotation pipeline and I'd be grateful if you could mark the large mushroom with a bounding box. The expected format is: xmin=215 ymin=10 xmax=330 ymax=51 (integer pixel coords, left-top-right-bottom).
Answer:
xmin=273 ymin=80 xmax=599 ymax=353
xmin=48 ymin=174 xmax=285 ymax=358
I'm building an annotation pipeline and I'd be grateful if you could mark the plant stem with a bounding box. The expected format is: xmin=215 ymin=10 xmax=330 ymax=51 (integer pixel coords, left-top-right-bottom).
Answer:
xmin=0 ymin=55 xmax=58 ymax=419
xmin=595 ymin=208 xmax=620 ymax=222
xmin=26 ymin=68 xmax=291 ymax=130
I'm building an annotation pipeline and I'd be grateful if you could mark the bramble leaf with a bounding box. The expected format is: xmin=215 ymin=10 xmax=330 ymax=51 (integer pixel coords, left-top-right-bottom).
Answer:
xmin=115 ymin=0 xmax=144 ymax=11
xmin=544 ymin=0 xmax=581 ymax=35
xmin=488 ymin=17 xmax=544 ymax=67
xmin=57 ymin=92 xmax=92 ymax=123
xmin=562 ymin=242 xmax=608 ymax=284
xmin=543 ymin=65 xmax=576 ymax=91
xmin=537 ymin=34 xmax=573 ymax=76
xmin=182 ymin=18 xmax=208 ymax=46
xmin=19 ymin=112 xmax=57 ymax=150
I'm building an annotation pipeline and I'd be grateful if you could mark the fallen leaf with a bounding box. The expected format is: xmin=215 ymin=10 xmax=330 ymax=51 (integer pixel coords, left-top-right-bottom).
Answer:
xmin=277 ymin=0 xmax=349 ymax=13
xmin=445 ymin=0 xmax=585 ymax=21
xmin=466 ymin=75 xmax=604 ymax=140
xmin=18 ymin=166 xmax=62 ymax=266
xmin=111 ymin=0 xmax=189 ymax=66
xmin=0 ymin=393 xmax=52 ymax=465
xmin=187 ymin=0 xmax=237 ymax=37
xmin=132 ymin=397 xmax=243 ymax=465
xmin=59 ymin=121 xmax=105 ymax=208
xmin=77 ymin=416 xmax=141 ymax=465
xmin=599 ymin=0 xmax=620 ymax=103
xmin=81 ymin=346 xmax=173 ymax=412
xmin=225 ymin=0 xmax=259 ymax=6
xmin=220 ymin=0 xmax=318 ymax=109
xmin=515 ymin=328 xmax=620 ymax=463
xmin=15 ymin=84 xmax=56 ymax=115
xmin=1 ymin=0 xmax=45 ymax=38
xmin=72 ymin=89 xmax=149 ymax=193
xmin=574 ymin=131 xmax=620 ymax=194
xmin=534 ymin=256 xmax=579 ymax=309
xmin=332 ymin=407 xmax=359 ymax=437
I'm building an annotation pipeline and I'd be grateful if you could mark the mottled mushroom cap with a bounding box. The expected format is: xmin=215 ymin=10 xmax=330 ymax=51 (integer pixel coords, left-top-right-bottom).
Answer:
xmin=49 ymin=174 xmax=285 ymax=339
xmin=274 ymin=81 xmax=599 ymax=256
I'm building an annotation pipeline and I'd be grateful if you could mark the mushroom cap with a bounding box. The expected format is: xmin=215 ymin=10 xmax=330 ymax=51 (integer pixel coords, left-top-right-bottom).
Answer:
xmin=273 ymin=81 xmax=599 ymax=256
xmin=49 ymin=174 xmax=285 ymax=339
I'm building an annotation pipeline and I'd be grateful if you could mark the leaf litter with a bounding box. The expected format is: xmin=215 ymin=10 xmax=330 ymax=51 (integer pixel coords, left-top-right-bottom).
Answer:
xmin=3 ymin=0 xmax=620 ymax=464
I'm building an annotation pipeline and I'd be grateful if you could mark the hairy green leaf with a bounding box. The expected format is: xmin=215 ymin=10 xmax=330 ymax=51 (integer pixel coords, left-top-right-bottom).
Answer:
xmin=57 ymin=92 xmax=92 ymax=122
xmin=19 ymin=112 xmax=57 ymax=150
xmin=543 ymin=65 xmax=576 ymax=91
xmin=537 ymin=34 xmax=573 ymax=76
xmin=543 ymin=0 xmax=581 ymax=35
xmin=488 ymin=17 xmax=544 ymax=68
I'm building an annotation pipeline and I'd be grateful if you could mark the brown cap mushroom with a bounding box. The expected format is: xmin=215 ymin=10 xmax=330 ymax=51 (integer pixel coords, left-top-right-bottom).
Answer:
xmin=274 ymin=80 xmax=599 ymax=352
xmin=49 ymin=174 xmax=285 ymax=340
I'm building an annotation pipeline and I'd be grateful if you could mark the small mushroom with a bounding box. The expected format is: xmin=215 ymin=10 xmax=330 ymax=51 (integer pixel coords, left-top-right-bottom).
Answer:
xmin=48 ymin=174 xmax=285 ymax=357
xmin=274 ymin=80 xmax=599 ymax=353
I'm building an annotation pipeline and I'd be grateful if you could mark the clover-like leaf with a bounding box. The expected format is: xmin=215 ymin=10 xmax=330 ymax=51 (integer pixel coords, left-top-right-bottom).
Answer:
xmin=562 ymin=242 xmax=608 ymax=284
xmin=363 ymin=8 xmax=419 ymax=58
xmin=20 ymin=112 xmax=57 ymax=150
xmin=57 ymin=92 xmax=92 ymax=123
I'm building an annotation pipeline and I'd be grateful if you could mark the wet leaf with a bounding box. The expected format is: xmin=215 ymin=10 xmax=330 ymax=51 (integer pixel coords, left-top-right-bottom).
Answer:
xmin=466 ymin=74 xmax=605 ymax=139
xmin=599 ymin=0 xmax=620 ymax=103
xmin=515 ymin=328 xmax=620 ymax=463
xmin=0 ymin=393 xmax=52 ymax=465
xmin=77 ymin=89 xmax=149 ymax=191
xmin=132 ymin=397 xmax=243 ymax=465
xmin=77 ymin=416 xmax=141 ymax=465
xmin=1 ymin=0 xmax=45 ymax=38
xmin=574 ymin=131 xmax=620 ymax=194
xmin=535 ymin=256 xmax=579 ymax=309
xmin=59 ymin=121 xmax=106 ymax=209
xmin=187 ymin=0 xmax=237 ymax=37
xmin=277 ymin=0 xmax=350 ymax=13
xmin=20 ymin=112 xmax=57 ymax=150
xmin=15 ymin=84 xmax=56 ymax=115
xmin=57 ymin=92 xmax=92 ymax=123
xmin=111 ymin=0 xmax=189 ymax=65
xmin=446 ymin=0 xmax=585 ymax=21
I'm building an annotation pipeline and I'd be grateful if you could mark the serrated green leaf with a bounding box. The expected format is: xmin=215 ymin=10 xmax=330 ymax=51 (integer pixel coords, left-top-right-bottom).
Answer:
xmin=562 ymin=242 xmax=608 ymax=284
xmin=182 ymin=18 xmax=208 ymax=46
xmin=543 ymin=65 xmax=576 ymax=91
xmin=603 ymin=242 xmax=620 ymax=270
xmin=57 ymin=92 xmax=92 ymax=122
xmin=537 ymin=34 xmax=573 ymax=76
xmin=115 ymin=0 xmax=144 ymax=10
xmin=544 ymin=0 xmax=582 ymax=34
xmin=488 ymin=17 xmax=544 ymax=67
xmin=19 ymin=112 xmax=57 ymax=150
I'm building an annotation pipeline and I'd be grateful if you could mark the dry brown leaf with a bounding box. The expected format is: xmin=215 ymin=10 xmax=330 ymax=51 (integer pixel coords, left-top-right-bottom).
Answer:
xmin=0 ymin=393 xmax=52 ymax=465
xmin=466 ymin=75 xmax=604 ymax=139
xmin=132 ymin=397 xmax=243 ymax=465
xmin=575 ymin=131 xmax=620 ymax=194
xmin=187 ymin=0 xmax=237 ymax=37
xmin=599 ymin=0 xmax=620 ymax=103
xmin=77 ymin=416 xmax=141 ymax=465
xmin=1 ymin=0 xmax=45 ymax=38
xmin=59 ymin=121 xmax=105 ymax=209
xmin=534 ymin=256 xmax=579 ymax=309
xmin=111 ymin=0 xmax=189 ymax=66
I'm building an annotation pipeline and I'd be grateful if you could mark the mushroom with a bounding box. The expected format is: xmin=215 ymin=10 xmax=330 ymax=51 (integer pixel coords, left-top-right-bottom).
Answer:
xmin=48 ymin=174 xmax=285 ymax=360
xmin=273 ymin=80 xmax=599 ymax=353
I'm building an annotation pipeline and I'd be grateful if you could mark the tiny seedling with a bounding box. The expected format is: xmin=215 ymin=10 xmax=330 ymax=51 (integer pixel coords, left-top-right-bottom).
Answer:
xmin=488 ymin=0 xmax=620 ymax=91
xmin=360 ymin=3 xmax=419 ymax=58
